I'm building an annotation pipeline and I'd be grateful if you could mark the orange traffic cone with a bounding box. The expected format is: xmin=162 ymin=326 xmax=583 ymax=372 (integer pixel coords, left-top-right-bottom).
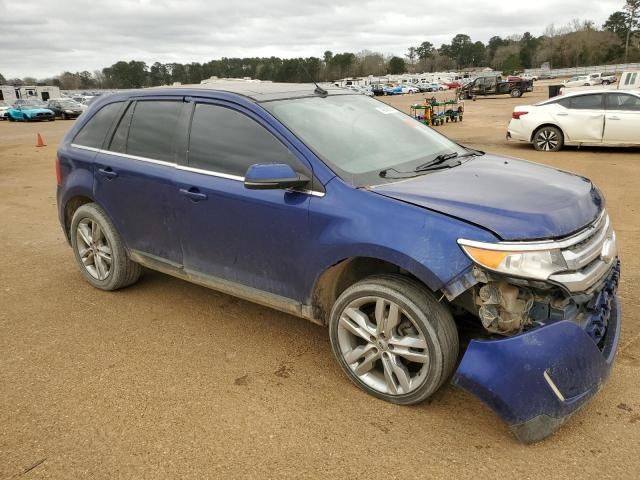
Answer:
xmin=36 ymin=133 xmax=46 ymax=147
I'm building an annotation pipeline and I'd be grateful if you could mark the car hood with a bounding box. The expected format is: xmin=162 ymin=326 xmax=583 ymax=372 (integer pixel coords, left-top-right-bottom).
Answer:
xmin=369 ymin=154 xmax=603 ymax=241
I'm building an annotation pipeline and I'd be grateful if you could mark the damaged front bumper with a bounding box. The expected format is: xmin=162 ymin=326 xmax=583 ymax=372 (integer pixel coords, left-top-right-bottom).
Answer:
xmin=451 ymin=263 xmax=621 ymax=443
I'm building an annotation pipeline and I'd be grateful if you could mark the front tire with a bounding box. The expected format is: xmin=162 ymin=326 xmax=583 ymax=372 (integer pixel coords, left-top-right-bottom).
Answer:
xmin=329 ymin=274 xmax=459 ymax=405
xmin=70 ymin=203 xmax=142 ymax=291
xmin=533 ymin=126 xmax=563 ymax=152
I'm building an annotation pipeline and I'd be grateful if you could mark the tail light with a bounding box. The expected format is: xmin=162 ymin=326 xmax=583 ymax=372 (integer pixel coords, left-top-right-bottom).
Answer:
xmin=512 ymin=111 xmax=529 ymax=119
xmin=55 ymin=155 xmax=62 ymax=186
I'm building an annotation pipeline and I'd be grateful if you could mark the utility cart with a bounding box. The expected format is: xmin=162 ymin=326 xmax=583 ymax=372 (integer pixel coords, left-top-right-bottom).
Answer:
xmin=410 ymin=97 xmax=464 ymax=126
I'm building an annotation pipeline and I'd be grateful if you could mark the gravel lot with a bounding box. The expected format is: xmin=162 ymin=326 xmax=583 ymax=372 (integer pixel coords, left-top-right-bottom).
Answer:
xmin=1 ymin=82 xmax=639 ymax=479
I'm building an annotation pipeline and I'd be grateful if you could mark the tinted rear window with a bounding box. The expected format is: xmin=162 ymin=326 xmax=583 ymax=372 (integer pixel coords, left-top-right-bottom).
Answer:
xmin=73 ymin=102 xmax=123 ymax=148
xmin=569 ymin=94 xmax=603 ymax=109
xmin=126 ymin=101 xmax=183 ymax=162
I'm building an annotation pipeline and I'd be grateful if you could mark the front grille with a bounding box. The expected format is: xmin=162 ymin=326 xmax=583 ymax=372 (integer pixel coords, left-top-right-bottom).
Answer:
xmin=549 ymin=211 xmax=617 ymax=293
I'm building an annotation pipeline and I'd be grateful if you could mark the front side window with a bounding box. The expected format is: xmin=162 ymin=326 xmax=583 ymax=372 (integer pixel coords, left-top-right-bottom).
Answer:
xmin=187 ymin=104 xmax=300 ymax=176
xmin=606 ymin=93 xmax=640 ymax=111
xmin=73 ymin=102 xmax=123 ymax=149
xmin=125 ymin=101 xmax=183 ymax=162
xmin=263 ymin=94 xmax=467 ymax=187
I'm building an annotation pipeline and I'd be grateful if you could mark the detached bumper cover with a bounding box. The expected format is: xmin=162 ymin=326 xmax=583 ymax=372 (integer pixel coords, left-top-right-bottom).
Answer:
xmin=452 ymin=293 xmax=621 ymax=443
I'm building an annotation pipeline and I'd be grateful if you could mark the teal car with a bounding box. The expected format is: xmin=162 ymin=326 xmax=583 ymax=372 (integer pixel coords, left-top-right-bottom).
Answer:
xmin=7 ymin=99 xmax=55 ymax=122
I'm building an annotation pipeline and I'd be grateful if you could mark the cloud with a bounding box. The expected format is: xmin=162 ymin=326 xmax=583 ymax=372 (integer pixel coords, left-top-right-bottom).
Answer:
xmin=0 ymin=0 xmax=623 ymax=78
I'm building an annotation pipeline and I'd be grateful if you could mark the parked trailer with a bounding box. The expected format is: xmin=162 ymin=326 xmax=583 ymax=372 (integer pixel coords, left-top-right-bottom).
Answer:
xmin=19 ymin=86 xmax=61 ymax=102
xmin=0 ymin=85 xmax=19 ymax=104
xmin=618 ymin=71 xmax=640 ymax=89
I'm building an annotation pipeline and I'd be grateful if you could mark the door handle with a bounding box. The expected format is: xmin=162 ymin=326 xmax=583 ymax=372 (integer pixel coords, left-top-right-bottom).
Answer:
xmin=556 ymin=112 xmax=568 ymax=116
xmin=608 ymin=116 xmax=620 ymax=120
xmin=98 ymin=167 xmax=118 ymax=179
xmin=179 ymin=187 xmax=208 ymax=202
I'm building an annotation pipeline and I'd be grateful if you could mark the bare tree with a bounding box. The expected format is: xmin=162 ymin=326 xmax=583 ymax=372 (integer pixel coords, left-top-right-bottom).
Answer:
xmin=405 ymin=47 xmax=417 ymax=72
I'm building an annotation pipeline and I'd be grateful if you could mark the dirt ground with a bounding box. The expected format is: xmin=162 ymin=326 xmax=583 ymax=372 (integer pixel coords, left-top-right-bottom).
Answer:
xmin=1 ymin=82 xmax=639 ymax=479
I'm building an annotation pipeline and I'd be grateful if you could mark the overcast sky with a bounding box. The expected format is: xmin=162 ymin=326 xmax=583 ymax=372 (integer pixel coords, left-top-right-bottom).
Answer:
xmin=0 ymin=0 xmax=624 ymax=79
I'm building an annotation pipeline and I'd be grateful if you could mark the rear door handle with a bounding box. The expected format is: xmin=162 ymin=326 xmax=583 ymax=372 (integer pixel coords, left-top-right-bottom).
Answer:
xmin=608 ymin=116 xmax=620 ymax=120
xmin=98 ymin=167 xmax=118 ymax=179
xmin=556 ymin=112 xmax=568 ymax=116
xmin=179 ymin=187 xmax=208 ymax=202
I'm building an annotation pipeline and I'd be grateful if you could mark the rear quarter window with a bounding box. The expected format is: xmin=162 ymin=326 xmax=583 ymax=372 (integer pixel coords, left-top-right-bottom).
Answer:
xmin=73 ymin=102 xmax=124 ymax=149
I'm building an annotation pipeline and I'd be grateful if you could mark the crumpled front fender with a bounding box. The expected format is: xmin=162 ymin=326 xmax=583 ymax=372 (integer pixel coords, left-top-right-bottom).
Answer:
xmin=451 ymin=296 xmax=620 ymax=443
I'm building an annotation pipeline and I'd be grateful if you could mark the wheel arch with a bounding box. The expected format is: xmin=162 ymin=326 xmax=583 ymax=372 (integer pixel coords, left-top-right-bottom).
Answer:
xmin=530 ymin=122 xmax=566 ymax=143
xmin=62 ymin=194 xmax=94 ymax=243
xmin=310 ymin=256 xmax=438 ymax=325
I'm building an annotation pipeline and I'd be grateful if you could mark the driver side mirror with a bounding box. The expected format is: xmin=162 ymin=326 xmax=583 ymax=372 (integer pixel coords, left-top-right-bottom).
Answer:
xmin=244 ymin=163 xmax=310 ymax=191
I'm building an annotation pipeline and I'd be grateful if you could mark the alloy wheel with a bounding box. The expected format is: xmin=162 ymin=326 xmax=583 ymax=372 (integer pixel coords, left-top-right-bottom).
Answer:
xmin=535 ymin=129 xmax=559 ymax=151
xmin=75 ymin=218 xmax=112 ymax=280
xmin=336 ymin=296 xmax=429 ymax=395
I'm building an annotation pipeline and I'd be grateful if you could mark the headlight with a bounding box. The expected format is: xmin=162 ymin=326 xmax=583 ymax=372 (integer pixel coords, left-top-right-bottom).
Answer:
xmin=458 ymin=239 xmax=567 ymax=280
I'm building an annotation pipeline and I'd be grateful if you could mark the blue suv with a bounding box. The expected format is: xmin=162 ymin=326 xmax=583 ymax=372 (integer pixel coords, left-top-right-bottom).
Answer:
xmin=56 ymin=82 xmax=621 ymax=442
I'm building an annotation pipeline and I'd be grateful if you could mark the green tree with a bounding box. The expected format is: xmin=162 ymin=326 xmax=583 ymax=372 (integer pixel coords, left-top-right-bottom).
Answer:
xmin=416 ymin=41 xmax=435 ymax=59
xmin=604 ymin=11 xmax=630 ymax=39
xmin=331 ymin=52 xmax=356 ymax=78
xmin=502 ymin=53 xmax=523 ymax=75
xmin=519 ymin=32 xmax=539 ymax=69
xmin=388 ymin=56 xmax=406 ymax=74
xmin=624 ymin=0 xmax=640 ymax=62
xmin=447 ymin=34 xmax=485 ymax=68
xmin=323 ymin=50 xmax=333 ymax=80
xmin=0 ymin=72 xmax=6 ymax=84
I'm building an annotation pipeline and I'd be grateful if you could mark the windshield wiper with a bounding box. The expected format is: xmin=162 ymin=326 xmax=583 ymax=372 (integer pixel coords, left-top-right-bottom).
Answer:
xmin=464 ymin=147 xmax=485 ymax=156
xmin=379 ymin=161 xmax=459 ymax=179
xmin=378 ymin=149 xmax=481 ymax=179
xmin=414 ymin=152 xmax=460 ymax=171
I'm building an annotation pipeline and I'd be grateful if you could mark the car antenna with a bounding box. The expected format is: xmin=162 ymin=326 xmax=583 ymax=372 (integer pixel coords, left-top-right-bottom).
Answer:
xmin=297 ymin=61 xmax=328 ymax=97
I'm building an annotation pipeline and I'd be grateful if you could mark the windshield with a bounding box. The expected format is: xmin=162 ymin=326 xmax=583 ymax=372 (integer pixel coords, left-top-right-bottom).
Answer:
xmin=19 ymin=100 xmax=46 ymax=107
xmin=263 ymin=95 xmax=467 ymax=186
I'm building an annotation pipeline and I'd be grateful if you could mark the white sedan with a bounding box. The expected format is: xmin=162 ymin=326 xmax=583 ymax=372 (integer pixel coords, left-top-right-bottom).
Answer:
xmin=563 ymin=75 xmax=598 ymax=88
xmin=400 ymin=84 xmax=420 ymax=94
xmin=507 ymin=89 xmax=640 ymax=151
xmin=0 ymin=100 xmax=10 ymax=119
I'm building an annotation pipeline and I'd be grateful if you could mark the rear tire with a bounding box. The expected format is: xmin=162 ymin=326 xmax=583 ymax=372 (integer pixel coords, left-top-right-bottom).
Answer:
xmin=533 ymin=126 xmax=563 ymax=152
xmin=329 ymin=274 xmax=459 ymax=405
xmin=70 ymin=203 xmax=142 ymax=291
xmin=510 ymin=88 xmax=522 ymax=98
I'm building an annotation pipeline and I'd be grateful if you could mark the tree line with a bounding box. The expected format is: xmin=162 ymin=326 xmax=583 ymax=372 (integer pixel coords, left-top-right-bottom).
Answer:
xmin=1 ymin=1 xmax=638 ymax=89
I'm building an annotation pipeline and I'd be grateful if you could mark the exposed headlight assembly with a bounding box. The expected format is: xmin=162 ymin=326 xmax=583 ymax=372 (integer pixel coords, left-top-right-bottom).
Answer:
xmin=458 ymin=239 xmax=567 ymax=281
